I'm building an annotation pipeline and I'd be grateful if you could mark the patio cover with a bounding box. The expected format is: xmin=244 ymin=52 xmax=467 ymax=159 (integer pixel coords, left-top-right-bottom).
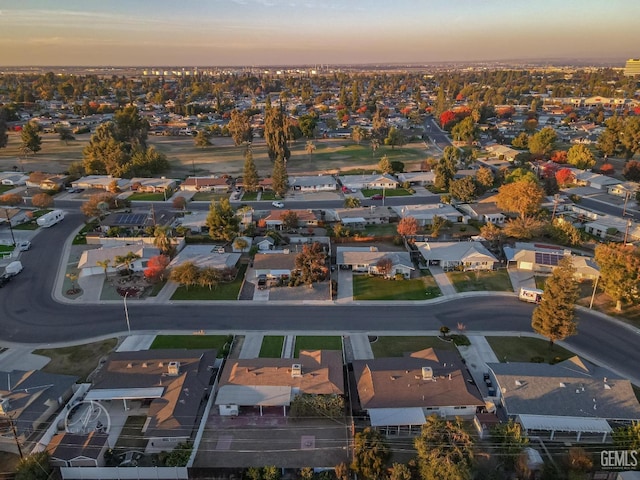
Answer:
xmin=215 ymin=385 xmax=292 ymax=406
xmin=368 ymin=408 xmax=426 ymax=427
xmin=518 ymin=414 xmax=612 ymax=434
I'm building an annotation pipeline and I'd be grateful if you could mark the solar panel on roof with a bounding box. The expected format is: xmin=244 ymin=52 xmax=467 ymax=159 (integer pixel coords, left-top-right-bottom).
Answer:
xmin=115 ymin=214 xmax=148 ymax=225
xmin=535 ymin=251 xmax=561 ymax=266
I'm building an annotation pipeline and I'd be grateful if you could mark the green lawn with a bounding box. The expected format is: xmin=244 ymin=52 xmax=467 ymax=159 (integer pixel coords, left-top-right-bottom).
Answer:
xmin=0 ymin=244 xmax=13 ymax=253
xmin=0 ymin=185 xmax=14 ymax=194
xmin=260 ymin=191 xmax=277 ymax=201
xmin=242 ymin=191 xmax=259 ymax=201
xmin=259 ymin=336 xmax=285 ymax=358
xmin=34 ymin=338 xmax=118 ymax=381
xmin=150 ymin=334 xmax=231 ymax=351
xmin=128 ymin=192 xmax=166 ymax=201
xmin=171 ymin=264 xmax=247 ymax=300
xmin=370 ymin=336 xmax=457 ymax=357
xmin=486 ymin=336 xmax=574 ymax=364
xmin=73 ymin=220 xmax=99 ymax=245
xmin=353 ymin=274 xmax=441 ymax=300
xmin=534 ymin=275 xmax=548 ymax=290
xmin=294 ymin=336 xmax=342 ymax=356
xmin=361 ymin=188 xmax=412 ymax=197
xmin=446 ymin=269 xmax=513 ymax=292
xmin=114 ymin=416 xmax=148 ymax=452
xmin=310 ymin=143 xmax=425 ymax=165
xmin=363 ymin=223 xmax=398 ymax=236
xmin=191 ymin=192 xmax=229 ymax=201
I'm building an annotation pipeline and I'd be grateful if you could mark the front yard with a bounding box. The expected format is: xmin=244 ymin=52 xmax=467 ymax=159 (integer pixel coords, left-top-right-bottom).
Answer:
xmin=352 ymin=273 xmax=441 ymax=301
xmin=361 ymin=188 xmax=412 ymax=197
xmin=150 ymin=334 xmax=232 ymax=353
xmin=446 ymin=269 xmax=512 ymax=292
xmin=34 ymin=338 xmax=118 ymax=381
xmin=171 ymin=264 xmax=247 ymax=300
xmin=370 ymin=336 xmax=457 ymax=357
xmin=294 ymin=336 xmax=342 ymax=356
xmin=128 ymin=192 xmax=167 ymax=201
xmin=486 ymin=336 xmax=574 ymax=364
xmin=259 ymin=336 xmax=285 ymax=358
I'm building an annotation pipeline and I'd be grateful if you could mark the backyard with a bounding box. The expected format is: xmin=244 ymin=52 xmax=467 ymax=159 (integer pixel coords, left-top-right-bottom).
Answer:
xmin=486 ymin=336 xmax=574 ymax=364
xmin=352 ymin=273 xmax=441 ymax=301
xmin=34 ymin=338 xmax=118 ymax=381
xmin=294 ymin=336 xmax=342 ymax=356
xmin=370 ymin=336 xmax=457 ymax=357
xmin=446 ymin=269 xmax=512 ymax=292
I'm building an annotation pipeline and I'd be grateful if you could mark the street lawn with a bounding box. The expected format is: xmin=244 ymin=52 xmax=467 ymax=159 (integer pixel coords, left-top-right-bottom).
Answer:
xmin=171 ymin=264 xmax=247 ymax=300
xmin=370 ymin=336 xmax=457 ymax=357
xmin=150 ymin=334 xmax=231 ymax=351
xmin=114 ymin=415 xmax=148 ymax=452
xmin=128 ymin=192 xmax=166 ymax=201
xmin=446 ymin=269 xmax=512 ymax=292
xmin=34 ymin=338 xmax=118 ymax=381
xmin=486 ymin=336 xmax=574 ymax=364
xmin=13 ymin=221 xmax=39 ymax=230
xmin=241 ymin=191 xmax=259 ymax=201
xmin=294 ymin=336 xmax=342 ymax=356
xmin=363 ymin=223 xmax=398 ymax=236
xmin=361 ymin=188 xmax=412 ymax=197
xmin=352 ymin=274 xmax=441 ymax=301
xmin=259 ymin=336 xmax=285 ymax=358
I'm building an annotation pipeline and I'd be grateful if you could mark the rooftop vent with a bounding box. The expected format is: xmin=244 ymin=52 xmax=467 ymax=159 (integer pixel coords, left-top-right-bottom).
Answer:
xmin=291 ymin=364 xmax=302 ymax=378
xmin=559 ymin=382 xmax=566 ymax=388
xmin=515 ymin=380 xmax=523 ymax=386
xmin=142 ymin=363 xmax=148 ymax=368
xmin=126 ymin=363 xmax=133 ymax=369
xmin=167 ymin=361 xmax=180 ymax=376
xmin=422 ymin=367 xmax=433 ymax=381
xmin=604 ymin=384 xmax=612 ymax=390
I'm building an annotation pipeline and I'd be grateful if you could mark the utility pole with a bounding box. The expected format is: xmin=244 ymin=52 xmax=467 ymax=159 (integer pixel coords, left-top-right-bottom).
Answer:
xmin=551 ymin=194 xmax=560 ymax=222
xmin=4 ymin=414 xmax=24 ymax=459
xmin=3 ymin=209 xmax=16 ymax=246
xmin=624 ymin=217 xmax=633 ymax=244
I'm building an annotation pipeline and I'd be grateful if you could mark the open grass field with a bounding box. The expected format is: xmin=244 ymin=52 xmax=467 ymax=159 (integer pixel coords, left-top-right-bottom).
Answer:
xmin=150 ymin=334 xmax=231 ymax=351
xmin=259 ymin=336 xmax=285 ymax=358
xmin=34 ymin=338 xmax=118 ymax=381
xmin=353 ymin=274 xmax=441 ymax=300
xmin=294 ymin=336 xmax=342 ymax=356
xmin=370 ymin=336 xmax=457 ymax=357
xmin=446 ymin=269 xmax=513 ymax=292
xmin=0 ymin=132 xmax=427 ymax=179
xmin=486 ymin=336 xmax=574 ymax=364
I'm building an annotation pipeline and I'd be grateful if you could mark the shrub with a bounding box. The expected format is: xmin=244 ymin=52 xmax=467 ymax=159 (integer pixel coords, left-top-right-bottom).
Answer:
xmin=451 ymin=334 xmax=471 ymax=346
xmin=530 ymin=356 xmax=545 ymax=363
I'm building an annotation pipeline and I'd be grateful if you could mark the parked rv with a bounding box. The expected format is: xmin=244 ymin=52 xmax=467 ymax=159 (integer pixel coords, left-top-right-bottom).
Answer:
xmin=4 ymin=261 xmax=23 ymax=277
xmin=519 ymin=287 xmax=543 ymax=303
xmin=36 ymin=209 xmax=65 ymax=228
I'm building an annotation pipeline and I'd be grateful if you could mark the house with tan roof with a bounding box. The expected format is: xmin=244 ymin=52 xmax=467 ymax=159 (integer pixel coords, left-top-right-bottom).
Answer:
xmin=180 ymin=176 xmax=230 ymax=193
xmin=353 ymin=349 xmax=484 ymax=433
xmin=77 ymin=245 xmax=160 ymax=276
xmin=503 ymin=242 xmax=599 ymax=280
xmin=415 ymin=241 xmax=497 ymax=271
xmin=264 ymin=209 xmax=320 ymax=230
xmin=215 ymin=350 xmax=344 ymax=416
xmin=336 ymin=246 xmax=414 ymax=279
xmin=252 ymin=251 xmax=298 ymax=279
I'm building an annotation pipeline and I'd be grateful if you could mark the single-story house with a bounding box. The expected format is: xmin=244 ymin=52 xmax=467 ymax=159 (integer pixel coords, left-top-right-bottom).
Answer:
xmin=72 ymin=175 xmax=129 ymax=191
xmin=391 ymin=204 xmax=465 ymax=226
xmin=0 ymin=370 xmax=78 ymax=447
xmin=264 ymin=209 xmax=320 ymax=230
xmin=253 ymin=251 xmax=298 ymax=279
xmin=397 ymin=171 xmax=435 ymax=186
xmin=289 ymin=175 xmax=338 ymax=192
xmin=100 ymin=209 xmax=177 ymax=232
xmin=86 ymin=349 xmax=217 ymax=446
xmin=168 ymin=245 xmax=240 ymax=271
xmin=334 ymin=206 xmax=391 ymax=229
xmin=215 ymin=350 xmax=344 ymax=417
xmin=40 ymin=174 xmax=71 ymax=192
xmin=258 ymin=178 xmax=274 ymax=192
xmin=572 ymin=170 xmax=620 ymax=190
xmin=336 ymin=246 xmax=414 ymax=278
xmin=457 ymin=202 xmax=506 ymax=224
xmin=254 ymin=236 xmax=276 ymax=251
xmin=0 ymin=172 xmax=28 ymax=186
xmin=488 ymin=357 xmax=640 ymax=443
xmin=339 ymin=174 xmax=399 ymax=191
xmin=415 ymin=241 xmax=497 ymax=271
xmin=180 ymin=176 xmax=230 ymax=193
xmin=178 ymin=211 xmax=209 ymax=233
xmin=583 ymin=215 xmax=640 ymax=242
xmin=47 ymin=432 xmax=109 ymax=467
xmin=607 ymin=181 xmax=639 ymax=200
xmin=353 ymin=349 xmax=484 ymax=433
xmin=130 ymin=177 xmax=177 ymax=193
xmin=504 ymin=242 xmax=599 ymax=279
xmin=78 ymin=245 xmax=160 ymax=276
xmin=485 ymin=144 xmax=519 ymax=162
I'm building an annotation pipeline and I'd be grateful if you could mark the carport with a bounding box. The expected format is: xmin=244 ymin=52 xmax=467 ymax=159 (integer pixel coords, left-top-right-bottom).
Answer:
xmin=368 ymin=407 xmax=426 ymax=435
xmin=215 ymin=385 xmax=292 ymax=416
xmin=517 ymin=414 xmax=612 ymax=443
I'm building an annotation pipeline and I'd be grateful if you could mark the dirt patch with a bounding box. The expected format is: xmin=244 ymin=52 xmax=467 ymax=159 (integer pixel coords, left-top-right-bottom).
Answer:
xmin=34 ymin=338 xmax=118 ymax=381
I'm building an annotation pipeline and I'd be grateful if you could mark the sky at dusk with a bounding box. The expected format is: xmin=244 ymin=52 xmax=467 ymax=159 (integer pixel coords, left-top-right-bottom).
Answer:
xmin=0 ymin=0 xmax=639 ymax=66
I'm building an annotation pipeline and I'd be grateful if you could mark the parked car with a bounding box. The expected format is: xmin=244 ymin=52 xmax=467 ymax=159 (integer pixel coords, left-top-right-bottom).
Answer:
xmin=272 ymin=201 xmax=284 ymax=208
xmin=371 ymin=194 xmax=383 ymax=200
xmin=17 ymin=241 xmax=31 ymax=251
xmin=257 ymin=274 xmax=267 ymax=290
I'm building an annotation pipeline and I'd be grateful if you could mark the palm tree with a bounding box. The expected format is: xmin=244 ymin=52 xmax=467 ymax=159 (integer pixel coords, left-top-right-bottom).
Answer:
xmin=96 ymin=259 xmax=110 ymax=279
xmin=305 ymin=140 xmax=316 ymax=161
xmin=371 ymin=138 xmax=380 ymax=157
xmin=66 ymin=273 xmax=79 ymax=294
xmin=115 ymin=252 xmax=141 ymax=276
xmin=153 ymin=226 xmax=174 ymax=256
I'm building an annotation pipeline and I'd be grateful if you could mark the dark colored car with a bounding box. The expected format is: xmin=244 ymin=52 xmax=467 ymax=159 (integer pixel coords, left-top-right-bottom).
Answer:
xmin=257 ymin=274 xmax=267 ymax=290
xmin=371 ymin=194 xmax=383 ymax=200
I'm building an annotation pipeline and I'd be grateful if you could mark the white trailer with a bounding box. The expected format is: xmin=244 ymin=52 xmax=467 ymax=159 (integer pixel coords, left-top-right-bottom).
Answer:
xmin=36 ymin=209 xmax=65 ymax=228
xmin=519 ymin=287 xmax=543 ymax=303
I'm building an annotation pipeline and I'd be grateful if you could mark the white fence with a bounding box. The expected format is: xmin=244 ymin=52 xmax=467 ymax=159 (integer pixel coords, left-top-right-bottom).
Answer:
xmin=60 ymin=466 xmax=188 ymax=479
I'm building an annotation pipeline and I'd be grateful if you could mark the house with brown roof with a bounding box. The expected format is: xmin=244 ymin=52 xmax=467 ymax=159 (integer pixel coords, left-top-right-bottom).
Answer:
xmin=264 ymin=209 xmax=320 ymax=230
xmin=180 ymin=176 xmax=230 ymax=193
xmin=85 ymin=349 xmax=216 ymax=448
xmin=252 ymin=251 xmax=298 ymax=279
xmin=353 ymin=349 xmax=483 ymax=433
xmin=215 ymin=350 xmax=344 ymax=416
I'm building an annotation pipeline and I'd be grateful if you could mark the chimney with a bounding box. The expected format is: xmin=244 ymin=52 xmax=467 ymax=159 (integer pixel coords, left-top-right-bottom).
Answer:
xmin=421 ymin=367 xmax=433 ymax=381
xmin=167 ymin=361 xmax=180 ymax=376
xmin=291 ymin=364 xmax=302 ymax=378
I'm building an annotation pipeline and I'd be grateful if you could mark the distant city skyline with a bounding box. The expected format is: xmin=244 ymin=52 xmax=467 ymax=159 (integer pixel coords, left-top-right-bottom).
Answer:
xmin=0 ymin=0 xmax=639 ymax=67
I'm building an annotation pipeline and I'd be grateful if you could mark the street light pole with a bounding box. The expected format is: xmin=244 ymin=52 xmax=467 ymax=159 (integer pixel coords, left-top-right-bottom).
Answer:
xmin=589 ymin=275 xmax=600 ymax=310
xmin=123 ymin=292 xmax=131 ymax=334
xmin=624 ymin=217 xmax=633 ymax=244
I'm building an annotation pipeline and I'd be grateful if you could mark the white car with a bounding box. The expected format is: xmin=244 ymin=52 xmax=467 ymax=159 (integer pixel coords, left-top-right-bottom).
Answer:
xmin=272 ymin=201 xmax=284 ymax=208
xmin=17 ymin=241 xmax=31 ymax=251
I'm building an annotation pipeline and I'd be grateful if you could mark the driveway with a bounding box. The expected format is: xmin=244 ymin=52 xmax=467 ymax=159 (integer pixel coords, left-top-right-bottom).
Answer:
xmin=428 ymin=265 xmax=457 ymax=296
xmin=336 ymin=269 xmax=353 ymax=302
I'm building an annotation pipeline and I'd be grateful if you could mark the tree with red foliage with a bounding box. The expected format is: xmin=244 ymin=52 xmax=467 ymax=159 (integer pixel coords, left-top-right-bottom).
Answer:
xmin=555 ymin=168 xmax=575 ymax=187
xmin=357 ymin=106 xmax=368 ymax=115
xmin=634 ymin=106 xmax=640 ymax=116
xmin=496 ymin=106 xmax=516 ymax=119
xmin=455 ymin=93 xmax=465 ymax=102
xmin=599 ymin=163 xmax=615 ymax=175
xmin=144 ymin=254 xmax=170 ymax=282
xmin=551 ymin=150 xmax=568 ymax=164
xmin=623 ymin=161 xmax=640 ymax=181
xmin=397 ymin=216 xmax=419 ymax=238
xmin=440 ymin=111 xmax=456 ymax=129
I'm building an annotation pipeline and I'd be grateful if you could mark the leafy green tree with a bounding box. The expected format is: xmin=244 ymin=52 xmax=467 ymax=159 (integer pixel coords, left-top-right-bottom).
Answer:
xmin=492 ymin=419 xmax=528 ymax=470
xmin=547 ymin=218 xmax=583 ymax=246
xmin=451 ymin=116 xmax=477 ymax=145
xmin=227 ymin=109 xmax=253 ymax=146
xmin=153 ymin=225 xmax=175 ymax=256
xmin=449 ymin=176 xmax=477 ymax=203
xmin=194 ymin=129 xmax=212 ymax=148
xmin=622 ymin=160 xmax=640 ymax=181
xmin=294 ymin=242 xmax=327 ymax=287
xmin=434 ymin=149 xmax=458 ymax=191
xmin=504 ymin=167 xmax=538 ymax=184
xmin=262 ymin=466 xmax=281 ymax=480
xmin=496 ymin=180 xmax=545 ymax=221
xmin=115 ymin=251 xmax=141 ymax=275
xmin=298 ymin=114 xmax=318 ymax=138
xmin=532 ymin=256 xmax=579 ymax=347
xmin=480 ymin=222 xmax=505 ymax=248
xmin=528 ymin=127 xmax=557 ymax=158
xmin=429 ymin=215 xmax=451 ymax=238
xmin=271 ymin=154 xmax=289 ymax=198
xmin=170 ymin=261 xmax=199 ymax=289
xmin=344 ymin=197 xmax=361 ymax=208
xmin=114 ymin=105 xmax=148 ymax=149
xmin=511 ymin=132 xmax=529 ymax=150
xmin=82 ymin=122 xmax=129 ymax=175
xmin=566 ymin=144 xmax=596 ymax=170
xmin=20 ymin=120 xmax=42 ymax=155
xmin=198 ymin=266 xmax=220 ymax=290
xmin=57 ymin=125 xmax=75 ymax=144
xmin=206 ymin=198 xmax=239 ymax=242
xmin=351 ymin=427 xmax=390 ymax=480
xmin=305 ymin=140 xmax=316 ymax=160
xmin=334 ymin=462 xmax=350 ymax=480
xmin=613 ymin=421 xmax=640 ymax=451
xmin=389 ymin=463 xmax=412 ymax=480
xmin=377 ymin=155 xmax=393 ymax=174
xmin=163 ymin=441 xmax=192 ymax=466
xmin=384 ymin=127 xmax=405 ymax=149
xmin=264 ymin=99 xmax=290 ymax=162
xmin=351 ymin=125 xmax=367 ymax=144
xmin=594 ymin=243 xmax=640 ymax=311
xmin=243 ymin=147 xmax=259 ymax=193
xmin=414 ymin=416 xmax=474 ymax=480
xmin=15 ymin=452 xmax=52 ymax=480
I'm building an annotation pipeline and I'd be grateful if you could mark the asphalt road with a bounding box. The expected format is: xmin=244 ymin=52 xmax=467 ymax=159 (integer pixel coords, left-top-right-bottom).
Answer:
xmin=423 ymin=116 xmax=453 ymax=152
xmin=1 ymin=212 xmax=640 ymax=385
